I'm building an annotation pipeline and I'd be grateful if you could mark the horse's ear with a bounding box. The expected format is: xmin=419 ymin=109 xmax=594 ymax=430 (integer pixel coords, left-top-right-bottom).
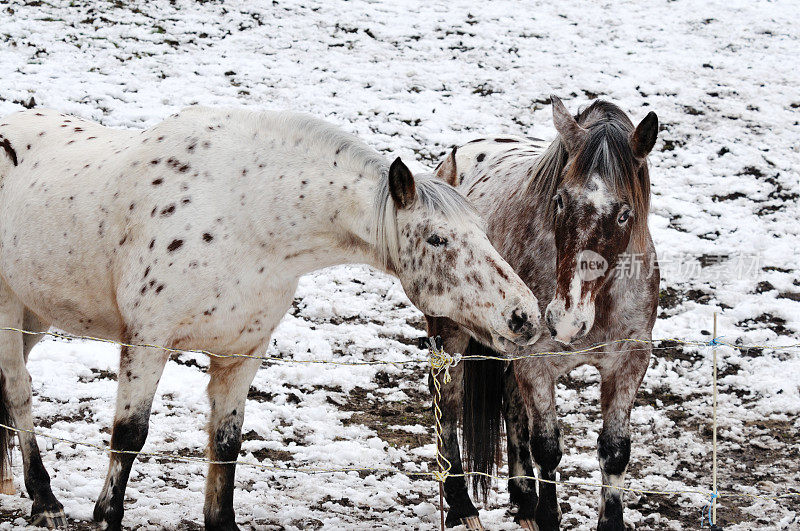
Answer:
xmin=630 ymin=111 xmax=659 ymax=159
xmin=434 ymin=146 xmax=458 ymax=186
xmin=551 ymin=95 xmax=587 ymax=154
xmin=389 ymin=157 xmax=416 ymax=209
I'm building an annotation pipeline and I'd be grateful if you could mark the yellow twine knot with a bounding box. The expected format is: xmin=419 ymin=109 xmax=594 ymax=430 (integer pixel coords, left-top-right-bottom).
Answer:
xmin=427 ymin=341 xmax=461 ymax=384
xmin=431 ymin=469 xmax=450 ymax=483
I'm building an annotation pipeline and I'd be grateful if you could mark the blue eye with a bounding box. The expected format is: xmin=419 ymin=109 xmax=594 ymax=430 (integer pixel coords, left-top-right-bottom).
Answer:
xmin=426 ymin=234 xmax=447 ymax=247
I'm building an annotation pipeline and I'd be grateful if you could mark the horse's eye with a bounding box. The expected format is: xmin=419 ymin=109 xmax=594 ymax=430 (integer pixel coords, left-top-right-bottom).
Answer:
xmin=553 ymin=194 xmax=564 ymax=212
xmin=426 ymin=234 xmax=447 ymax=247
xmin=618 ymin=210 xmax=631 ymax=224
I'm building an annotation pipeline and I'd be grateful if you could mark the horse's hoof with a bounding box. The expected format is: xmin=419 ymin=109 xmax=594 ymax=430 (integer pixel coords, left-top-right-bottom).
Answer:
xmin=518 ymin=519 xmax=540 ymax=531
xmin=30 ymin=509 xmax=68 ymax=528
xmin=445 ymin=509 xmax=476 ymax=528
xmin=534 ymin=508 xmax=562 ymax=531
xmin=206 ymin=522 xmax=240 ymax=531
xmin=597 ymin=518 xmax=626 ymax=531
xmin=460 ymin=515 xmax=485 ymax=530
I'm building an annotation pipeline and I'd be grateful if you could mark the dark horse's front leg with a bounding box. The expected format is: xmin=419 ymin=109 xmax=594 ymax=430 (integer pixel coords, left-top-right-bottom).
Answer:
xmin=514 ymin=358 xmax=562 ymax=531
xmin=430 ymin=362 xmax=484 ymax=529
xmin=501 ymin=365 xmax=538 ymax=528
xmin=597 ymin=344 xmax=650 ymax=531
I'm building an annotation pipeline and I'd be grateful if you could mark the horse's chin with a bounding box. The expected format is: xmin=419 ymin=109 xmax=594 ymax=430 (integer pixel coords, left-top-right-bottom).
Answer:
xmin=517 ymin=328 xmax=543 ymax=347
xmin=488 ymin=330 xmax=537 ymax=356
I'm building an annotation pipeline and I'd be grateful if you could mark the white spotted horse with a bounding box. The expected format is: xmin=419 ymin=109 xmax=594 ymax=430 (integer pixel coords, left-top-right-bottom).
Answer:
xmin=0 ymin=106 xmax=543 ymax=529
xmin=426 ymin=96 xmax=660 ymax=530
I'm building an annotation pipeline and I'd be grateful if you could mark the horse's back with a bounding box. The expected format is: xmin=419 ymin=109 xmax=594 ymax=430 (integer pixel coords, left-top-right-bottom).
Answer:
xmin=0 ymin=108 xmax=135 ymax=157
xmin=449 ymin=136 xmax=548 ymax=201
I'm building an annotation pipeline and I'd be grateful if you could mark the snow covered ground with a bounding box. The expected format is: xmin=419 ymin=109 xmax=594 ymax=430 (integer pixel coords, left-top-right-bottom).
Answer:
xmin=0 ymin=0 xmax=798 ymax=529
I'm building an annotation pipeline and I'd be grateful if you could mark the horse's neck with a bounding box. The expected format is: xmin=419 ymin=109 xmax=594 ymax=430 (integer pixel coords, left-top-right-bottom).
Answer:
xmin=486 ymin=179 xmax=556 ymax=282
xmin=247 ymin=162 xmax=385 ymax=275
xmin=164 ymin=108 xmax=389 ymax=276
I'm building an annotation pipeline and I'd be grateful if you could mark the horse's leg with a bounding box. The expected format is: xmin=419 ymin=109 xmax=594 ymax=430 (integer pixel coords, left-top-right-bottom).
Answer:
xmin=426 ymin=318 xmax=481 ymax=529
xmin=596 ymin=347 xmax=649 ymax=531
xmin=0 ymin=451 xmax=10 ymax=494
xmin=93 ymin=338 xmax=170 ymax=531
xmin=434 ymin=365 xmax=487 ymax=530
xmin=1 ymin=309 xmax=50 ymax=496
xmin=438 ymin=367 xmax=482 ymax=529
xmin=0 ymin=286 xmax=66 ymax=527
xmin=502 ymin=365 xmax=538 ymax=529
xmin=204 ymin=354 xmax=261 ymax=531
xmin=515 ymin=358 xmax=562 ymax=531
xmin=22 ymin=309 xmax=49 ymax=363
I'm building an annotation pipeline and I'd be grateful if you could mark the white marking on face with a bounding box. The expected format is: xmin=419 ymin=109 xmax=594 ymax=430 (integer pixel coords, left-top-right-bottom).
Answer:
xmin=547 ymin=269 xmax=596 ymax=344
xmin=568 ymin=270 xmax=582 ymax=306
xmin=584 ymin=173 xmax=612 ymax=213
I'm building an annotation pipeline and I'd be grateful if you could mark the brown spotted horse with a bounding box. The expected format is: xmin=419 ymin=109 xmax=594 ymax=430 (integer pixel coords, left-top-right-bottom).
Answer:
xmin=426 ymin=96 xmax=660 ymax=530
xmin=0 ymin=107 xmax=543 ymax=529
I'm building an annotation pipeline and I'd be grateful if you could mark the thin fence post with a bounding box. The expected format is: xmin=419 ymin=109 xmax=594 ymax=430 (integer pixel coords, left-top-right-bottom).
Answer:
xmin=711 ymin=312 xmax=721 ymax=529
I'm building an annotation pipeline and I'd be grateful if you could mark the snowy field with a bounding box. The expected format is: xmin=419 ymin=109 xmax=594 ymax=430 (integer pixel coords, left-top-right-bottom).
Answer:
xmin=0 ymin=0 xmax=799 ymax=529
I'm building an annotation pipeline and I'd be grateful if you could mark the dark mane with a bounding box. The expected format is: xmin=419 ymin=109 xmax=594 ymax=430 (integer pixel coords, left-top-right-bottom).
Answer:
xmin=528 ymin=100 xmax=651 ymax=250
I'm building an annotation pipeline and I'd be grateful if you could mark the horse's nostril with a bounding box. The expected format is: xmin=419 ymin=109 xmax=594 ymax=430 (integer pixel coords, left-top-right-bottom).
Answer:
xmin=577 ymin=322 xmax=587 ymax=337
xmin=508 ymin=309 xmax=527 ymax=333
xmin=548 ymin=325 xmax=557 ymax=338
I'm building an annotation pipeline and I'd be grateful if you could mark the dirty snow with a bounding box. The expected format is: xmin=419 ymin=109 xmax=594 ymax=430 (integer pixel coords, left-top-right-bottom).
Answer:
xmin=0 ymin=0 xmax=799 ymax=529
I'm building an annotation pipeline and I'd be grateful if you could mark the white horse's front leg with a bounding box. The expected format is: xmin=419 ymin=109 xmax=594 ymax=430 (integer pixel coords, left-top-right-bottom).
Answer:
xmin=93 ymin=338 xmax=170 ymax=531
xmin=204 ymin=355 xmax=261 ymax=531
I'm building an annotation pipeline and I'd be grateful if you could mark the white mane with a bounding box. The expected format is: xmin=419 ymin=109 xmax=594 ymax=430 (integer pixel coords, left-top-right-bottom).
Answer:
xmin=253 ymin=110 xmax=388 ymax=178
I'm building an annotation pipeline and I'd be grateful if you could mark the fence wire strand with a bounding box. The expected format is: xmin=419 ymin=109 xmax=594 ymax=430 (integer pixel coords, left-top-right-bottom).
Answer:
xmin=2 ymin=326 xmax=799 ymax=367
xmin=0 ymin=325 xmax=799 ymax=520
xmin=0 ymin=421 xmax=797 ymax=503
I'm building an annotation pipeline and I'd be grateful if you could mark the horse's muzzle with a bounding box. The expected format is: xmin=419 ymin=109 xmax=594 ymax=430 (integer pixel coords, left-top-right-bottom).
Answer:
xmin=545 ymin=301 xmax=592 ymax=345
xmin=493 ymin=300 xmax=542 ymax=350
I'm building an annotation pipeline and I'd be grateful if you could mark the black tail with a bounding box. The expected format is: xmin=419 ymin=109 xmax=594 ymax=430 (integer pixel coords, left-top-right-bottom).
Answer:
xmin=0 ymin=371 xmax=11 ymax=481
xmin=461 ymin=339 xmax=505 ymax=502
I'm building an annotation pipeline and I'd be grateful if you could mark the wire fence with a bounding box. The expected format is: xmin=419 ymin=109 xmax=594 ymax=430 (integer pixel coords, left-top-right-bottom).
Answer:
xmin=0 ymin=325 xmax=799 ymax=528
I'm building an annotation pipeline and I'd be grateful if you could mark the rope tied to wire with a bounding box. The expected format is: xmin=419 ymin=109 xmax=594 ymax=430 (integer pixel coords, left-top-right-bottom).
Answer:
xmin=426 ymin=336 xmax=455 ymax=488
xmin=431 ymin=469 xmax=450 ymax=483
xmin=427 ymin=337 xmax=461 ymax=385
xmin=708 ymin=335 xmax=725 ymax=346
xmin=703 ymin=491 xmax=720 ymax=528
